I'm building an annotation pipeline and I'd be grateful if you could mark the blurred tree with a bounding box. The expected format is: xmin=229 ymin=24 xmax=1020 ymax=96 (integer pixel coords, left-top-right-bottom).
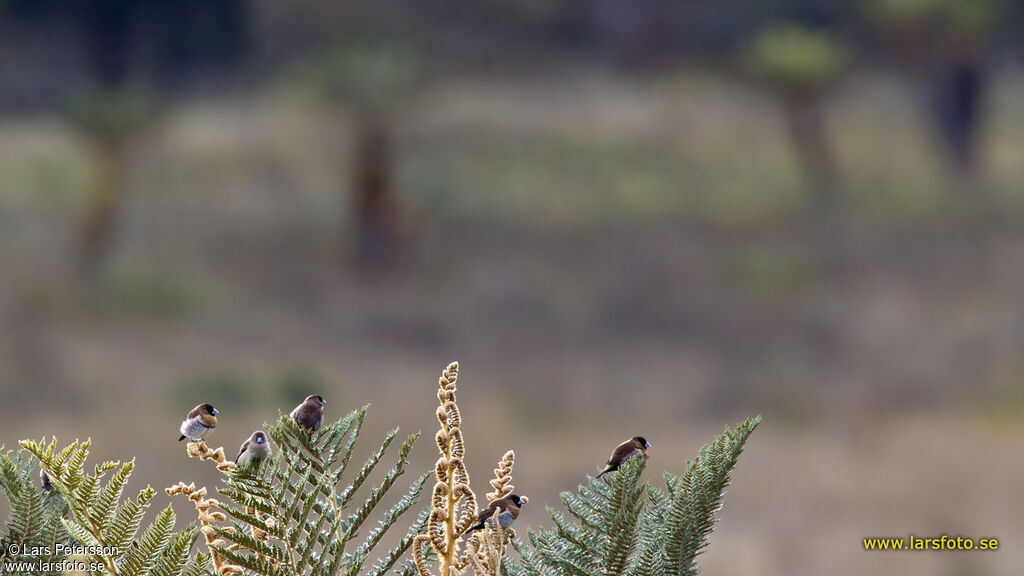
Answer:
xmin=66 ymin=87 xmax=154 ymax=273
xmin=62 ymin=0 xmax=250 ymax=272
xmin=867 ymin=0 xmax=1000 ymax=183
xmin=310 ymin=41 xmax=419 ymax=266
xmin=67 ymin=0 xmax=149 ymax=274
xmin=743 ymin=23 xmax=849 ymax=220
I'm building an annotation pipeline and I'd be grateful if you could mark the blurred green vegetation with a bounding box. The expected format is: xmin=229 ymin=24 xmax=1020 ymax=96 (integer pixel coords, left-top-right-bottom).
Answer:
xmin=867 ymin=0 xmax=1001 ymax=33
xmin=65 ymin=87 xmax=156 ymax=141
xmin=275 ymin=367 xmax=328 ymax=406
xmin=714 ymin=246 xmax=817 ymax=304
xmin=169 ymin=371 xmax=251 ymax=411
xmin=744 ymin=23 xmax=850 ymax=93
xmin=95 ymin=257 xmax=205 ymax=319
xmin=306 ymin=41 xmax=421 ymax=105
xmin=7 ymin=67 xmax=1024 ymax=229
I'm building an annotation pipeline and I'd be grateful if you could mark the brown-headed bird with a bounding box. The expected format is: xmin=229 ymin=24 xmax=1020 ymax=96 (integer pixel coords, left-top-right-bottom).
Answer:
xmin=595 ymin=436 xmax=650 ymax=479
xmin=178 ymin=403 xmax=219 ymax=442
xmin=235 ymin=431 xmax=271 ymax=468
xmin=40 ymin=469 xmax=52 ymax=492
xmin=464 ymin=494 xmax=528 ymax=533
xmin=290 ymin=394 xmax=325 ymax=434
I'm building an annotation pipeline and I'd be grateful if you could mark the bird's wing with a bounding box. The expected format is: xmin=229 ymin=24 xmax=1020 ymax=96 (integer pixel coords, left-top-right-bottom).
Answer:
xmin=476 ymin=500 xmax=502 ymax=523
xmin=235 ymin=440 xmax=251 ymax=463
xmin=610 ymin=440 xmax=636 ymax=462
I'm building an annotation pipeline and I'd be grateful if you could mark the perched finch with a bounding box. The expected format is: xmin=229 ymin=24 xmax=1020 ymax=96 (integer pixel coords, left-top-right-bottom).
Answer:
xmin=596 ymin=436 xmax=650 ymax=479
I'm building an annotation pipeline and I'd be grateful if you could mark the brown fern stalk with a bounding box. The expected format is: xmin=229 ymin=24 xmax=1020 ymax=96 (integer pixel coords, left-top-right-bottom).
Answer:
xmin=166 ymin=482 xmax=244 ymax=576
xmin=414 ymin=362 xmax=519 ymax=576
xmin=415 ymin=362 xmax=479 ymax=576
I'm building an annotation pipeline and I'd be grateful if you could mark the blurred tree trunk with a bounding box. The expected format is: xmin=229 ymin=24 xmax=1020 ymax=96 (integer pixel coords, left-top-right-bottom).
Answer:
xmin=350 ymin=107 xmax=398 ymax=265
xmin=76 ymin=0 xmax=133 ymax=274
xmin=932 ymin=36 xmax=987 ymax=184
xmin=783 ymin=93 xmax=840 ymax=222
xmin=879 ymin=20 xmax=990 ymax=205
xmin=78 ymin=136 xmax=127 ymax=272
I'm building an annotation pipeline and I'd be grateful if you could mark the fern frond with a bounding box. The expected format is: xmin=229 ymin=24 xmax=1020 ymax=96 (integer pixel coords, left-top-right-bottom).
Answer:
xmin=203 ymin=405 xmax=428 ymax=576
xmin=365 ymin=507 xmax=429 ymax=576
xmin=21 ymin=437 xmax=198 ymax=576
xmin=152 ymin=525 xmax=200 ymax=576
xmin=341 ymin=432 xmax=418 ymax=546
xmin=119 ymin=504 xmax=176 ymax=576
xmin=659 ymin=416 xmax=761 ymax=576
xmin=510 ymin=416 xmax=760 ymax=576
xmin=0 ymin=447 xmax=75 ymax=574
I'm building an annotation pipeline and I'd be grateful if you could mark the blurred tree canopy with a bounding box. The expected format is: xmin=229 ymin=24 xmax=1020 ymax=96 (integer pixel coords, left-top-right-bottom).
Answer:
xmin=2 ymin=0 xmax=1022 ymax=109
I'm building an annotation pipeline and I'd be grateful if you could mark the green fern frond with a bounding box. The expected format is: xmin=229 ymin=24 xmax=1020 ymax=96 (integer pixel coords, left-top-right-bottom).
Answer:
xmin=152 ymin=525 xmax=200 ymax=576
xmin=364 ymin=506 xmax=429 ymax=576
xmin=107 ymin=486 xmax=157 ymax=552
xmin=118 ymin=505 xmax=176 ymax=576
xmin=659 ymin=416 xmax=761 ymax=576
xmin=0 ymin=447 xmax=75 ymax=575
xmin=181 ymin=551 xmax=214 ymax=576
xmin=19 ymin=438 xmax=201 ymax=576
xmin=346 ymin=468 xmax=428 ymax=575
xmin=511 ymin=416 xmax=760 ymax=576
xmin=212 ymin=408 xmax=429 ymax=576
xmin=511 ymin=456 xmax=647 ymax=576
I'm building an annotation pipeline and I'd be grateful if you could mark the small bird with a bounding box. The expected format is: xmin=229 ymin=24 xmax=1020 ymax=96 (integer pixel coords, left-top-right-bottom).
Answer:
xmin=40 ymin=469 xmax=52 ymax=492
xmin=178 ymin=403 xmax=219 ymax=442
xmin=595 ymin=436 xmax=651 ymax=479
xmin=290 ymin=394 xmax=326 ymax=434
xmin=235 ymin=431 xmax=271 ymax=468
xmin=464 ymin=494 xmax=528 ymax=533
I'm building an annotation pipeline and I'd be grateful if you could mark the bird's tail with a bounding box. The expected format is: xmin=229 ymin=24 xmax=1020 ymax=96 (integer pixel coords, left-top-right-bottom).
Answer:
xmin=595 ymin=467 xmax=611 ymax=479
xmin=178 ymin=435 xmax=186 ymax=441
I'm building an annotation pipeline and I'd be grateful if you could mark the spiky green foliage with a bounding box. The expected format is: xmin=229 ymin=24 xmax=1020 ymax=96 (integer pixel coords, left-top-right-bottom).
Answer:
xmin=20 ymin=437 xmax=199 ymax=576
xmin=0 ymin=447 xmax=75 ymax=575
xmin=510 ymin=416 xmax=761 ymax=576
xmin=211 ymin=406 xmax=430 ymax=576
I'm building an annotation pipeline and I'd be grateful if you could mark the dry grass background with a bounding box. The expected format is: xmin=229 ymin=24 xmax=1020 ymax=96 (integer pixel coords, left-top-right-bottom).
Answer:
xmin=1 ymin=67 xmax=1024 ymax=576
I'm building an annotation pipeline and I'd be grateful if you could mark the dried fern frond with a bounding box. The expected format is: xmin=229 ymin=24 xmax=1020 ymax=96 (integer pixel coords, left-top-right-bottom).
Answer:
xmin=415 ymin=362 xmax=520 ymax=576
xmin=166 ymin=482 xmax=243 ymax=576
xmin=185 ymin=440 xmax=237 ymax=473
xmin=486 ymin=451 xmax=515 ymax=503
xmin=466 ymin=450 xmax=519 ymax=576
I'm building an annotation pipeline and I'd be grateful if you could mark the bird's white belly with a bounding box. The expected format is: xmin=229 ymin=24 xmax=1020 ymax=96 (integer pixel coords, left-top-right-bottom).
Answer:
xmin=181 ymin=419 xmax=211 ymax=440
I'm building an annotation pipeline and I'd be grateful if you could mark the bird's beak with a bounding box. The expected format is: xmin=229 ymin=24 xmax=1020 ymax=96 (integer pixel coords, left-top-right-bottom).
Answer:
xmin=645 ymin=442 xmax=651 ymax=448
xmin=520 ymin=496 xmax=529 ymax=504
xmin=212 ymin=408 xmax=220 ymax=415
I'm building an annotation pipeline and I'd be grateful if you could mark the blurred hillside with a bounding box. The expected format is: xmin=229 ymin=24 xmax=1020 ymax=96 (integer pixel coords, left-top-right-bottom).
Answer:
xmin=1 ymin=2 xmax=1024 ymax=576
